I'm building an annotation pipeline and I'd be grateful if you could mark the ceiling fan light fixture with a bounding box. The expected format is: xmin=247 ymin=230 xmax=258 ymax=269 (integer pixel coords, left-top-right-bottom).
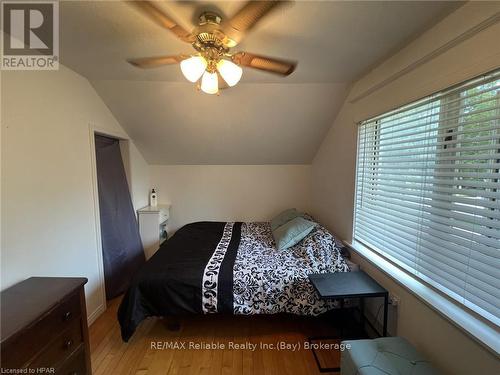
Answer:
xmin=217 ymin=59 xmax=242 ymax=87
xmin=180 ymin=55 xmax=207 ymax=82
xmin=128 ymin=1 xmax=298 ymax=94
xmin=200 ymin=71 xmax=219 ymax=94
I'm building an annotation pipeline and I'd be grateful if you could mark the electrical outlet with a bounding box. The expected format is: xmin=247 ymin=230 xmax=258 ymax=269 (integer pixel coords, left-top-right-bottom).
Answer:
xmin=389 ymin=294 xmax=400 ymax=307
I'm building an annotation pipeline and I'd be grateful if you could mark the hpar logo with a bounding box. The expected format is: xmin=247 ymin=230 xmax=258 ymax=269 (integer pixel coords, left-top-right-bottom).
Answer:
xmin=1 ymin=1 xmax=59 ymax=70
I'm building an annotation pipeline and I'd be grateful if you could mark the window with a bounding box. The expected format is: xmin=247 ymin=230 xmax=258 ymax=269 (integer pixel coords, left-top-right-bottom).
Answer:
xmin=354 ymin=70 xmax=500 ymax=326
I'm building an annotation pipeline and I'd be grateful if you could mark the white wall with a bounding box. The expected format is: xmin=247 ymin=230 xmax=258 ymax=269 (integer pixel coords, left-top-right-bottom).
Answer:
xmin=311 ymin=3 xmax=500 ymax=374
xmin=1 ymin=65 xmax=149 ymax=321
xmin=150 ymin=165 xmax=312 ymax=232
xmin=121 ymin=140 xmax=150 ymax=213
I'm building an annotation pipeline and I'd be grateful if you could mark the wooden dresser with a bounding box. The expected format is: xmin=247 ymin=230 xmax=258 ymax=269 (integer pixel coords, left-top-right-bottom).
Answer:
xmin=1 ymin=277 xmax=91 ymax=374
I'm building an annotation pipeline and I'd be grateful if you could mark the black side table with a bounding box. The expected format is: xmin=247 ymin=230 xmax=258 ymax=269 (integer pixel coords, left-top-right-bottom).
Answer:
xmin=308 ymin=270 xmax=389 ymax=373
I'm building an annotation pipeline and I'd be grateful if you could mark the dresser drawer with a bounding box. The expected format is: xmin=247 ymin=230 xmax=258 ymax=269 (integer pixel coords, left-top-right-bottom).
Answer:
xmin=56 ymin=348 xmax=87 ymax=375
xmin=28 ymin=318 xmax=83 ymax=369
xmin=1 ymin=291 xmax=81 ymax=368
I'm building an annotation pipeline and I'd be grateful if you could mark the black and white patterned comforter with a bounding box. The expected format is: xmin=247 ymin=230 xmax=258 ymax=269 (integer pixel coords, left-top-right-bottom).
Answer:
xmin=233 ymin=222 xmax=350 ymax=315
xmin=118 ymin=220 xmax=350 ymax=341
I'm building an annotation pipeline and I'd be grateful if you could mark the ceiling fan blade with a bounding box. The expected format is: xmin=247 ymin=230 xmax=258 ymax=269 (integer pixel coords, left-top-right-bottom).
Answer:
xmin=232 ymin=52 xmax=297 ymax=76
xmin=127 ymin=55 xmax=187 ymax=69
xmin=128 ymin=1 xmax=195 ymax=43
xmin=221 ymin=1 xmax=287 ymax=46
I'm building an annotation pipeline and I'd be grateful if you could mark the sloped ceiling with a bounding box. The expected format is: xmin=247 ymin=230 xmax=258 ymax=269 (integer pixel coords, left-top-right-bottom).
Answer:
xmin=60 ymin=1 xmax=462 ymax=164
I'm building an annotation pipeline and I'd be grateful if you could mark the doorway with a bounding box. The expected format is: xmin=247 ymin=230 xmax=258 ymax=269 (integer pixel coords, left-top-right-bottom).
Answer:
xmin=94 ymin=134 xmax=145 ymax=299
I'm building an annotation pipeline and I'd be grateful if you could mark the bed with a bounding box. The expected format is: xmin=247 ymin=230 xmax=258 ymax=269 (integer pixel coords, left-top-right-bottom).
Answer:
xmin=118 ymin=219 xmax=351 ymax=341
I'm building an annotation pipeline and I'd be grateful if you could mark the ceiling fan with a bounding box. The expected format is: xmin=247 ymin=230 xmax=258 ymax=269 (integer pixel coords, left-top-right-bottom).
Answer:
xmin=126 ymin=0 xmax=297 ymax=95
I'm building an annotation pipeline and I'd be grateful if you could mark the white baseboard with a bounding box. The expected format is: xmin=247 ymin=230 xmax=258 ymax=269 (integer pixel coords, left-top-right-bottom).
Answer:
xmin=87 ymin=303 xmax=106 ymax=326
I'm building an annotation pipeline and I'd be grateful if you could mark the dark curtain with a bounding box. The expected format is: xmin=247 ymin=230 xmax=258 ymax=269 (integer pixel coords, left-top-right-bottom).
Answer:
xmin=95 ymin=135 xmax=145 ymax=299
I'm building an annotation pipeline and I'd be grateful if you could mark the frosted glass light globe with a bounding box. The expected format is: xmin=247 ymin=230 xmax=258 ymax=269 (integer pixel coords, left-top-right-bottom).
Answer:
xmin=217 ymin=59 xmax=242 ymax=87
xmin=180 ymin=56 xmax=207 ymax=82
xmin=200 ymin=71 xmax=219 ymax=94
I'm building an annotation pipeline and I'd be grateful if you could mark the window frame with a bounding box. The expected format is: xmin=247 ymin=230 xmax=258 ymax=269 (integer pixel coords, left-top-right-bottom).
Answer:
xmin=351 ymin=71 xmax=500 ymax=351
xmin=346 ymin=240 xmax=500 ymax=356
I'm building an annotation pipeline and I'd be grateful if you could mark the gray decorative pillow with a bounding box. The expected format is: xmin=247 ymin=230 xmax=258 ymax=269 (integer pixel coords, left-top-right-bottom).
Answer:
xmin=270 ymin=208 xmax=301 ymax=231
xmin=273 ymin=217 xmax=317 ymax=250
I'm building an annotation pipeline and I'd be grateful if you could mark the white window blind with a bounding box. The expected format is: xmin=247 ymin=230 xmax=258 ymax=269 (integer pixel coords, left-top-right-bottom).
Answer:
xmin=354 ymin=70 xmax=500 ymax=326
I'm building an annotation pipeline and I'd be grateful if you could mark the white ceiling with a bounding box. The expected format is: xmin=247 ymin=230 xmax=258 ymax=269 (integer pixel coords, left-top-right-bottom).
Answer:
xmin=92 ymin=81 xmax=348 ymax=164
xmin=60 ymin=1 xmax=462 ymax=164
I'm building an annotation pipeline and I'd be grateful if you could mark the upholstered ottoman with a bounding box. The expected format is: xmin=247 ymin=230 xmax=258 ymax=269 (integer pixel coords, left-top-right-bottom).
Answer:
xmin=341 ymin=337 xmax=440 ymax=375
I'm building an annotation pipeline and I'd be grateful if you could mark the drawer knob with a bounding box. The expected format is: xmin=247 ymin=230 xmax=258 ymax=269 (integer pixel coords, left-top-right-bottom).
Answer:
xmin=63 ymin=311 xmax=72 ymax=321
xmin=65 ymin=339 xmax=73 ymax=349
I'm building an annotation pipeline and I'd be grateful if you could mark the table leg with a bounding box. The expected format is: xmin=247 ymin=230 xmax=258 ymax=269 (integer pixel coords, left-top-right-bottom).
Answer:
xmin=359 ymin=297 xmax=365 ymax=334
xmin=339 ymin=298 xmax=344 ymax=337
xmin=307 ymin=299 xmax=345 ymax=373
xmin=383 ymin=293 xmax=388 ymax=337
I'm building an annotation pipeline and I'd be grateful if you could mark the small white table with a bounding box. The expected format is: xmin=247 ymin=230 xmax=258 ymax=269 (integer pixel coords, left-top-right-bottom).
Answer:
xmin=137 ymin=204 xmax=170 ymax=260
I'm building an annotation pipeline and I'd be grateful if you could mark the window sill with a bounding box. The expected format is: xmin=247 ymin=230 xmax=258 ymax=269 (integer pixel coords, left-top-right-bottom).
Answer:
xmin=345 ymin=240 xmax=499 ymax=356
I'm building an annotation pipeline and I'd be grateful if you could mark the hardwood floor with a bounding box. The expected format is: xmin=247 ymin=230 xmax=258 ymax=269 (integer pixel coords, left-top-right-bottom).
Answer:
xmin=89 ymin=298 xmax=346 ymax=375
